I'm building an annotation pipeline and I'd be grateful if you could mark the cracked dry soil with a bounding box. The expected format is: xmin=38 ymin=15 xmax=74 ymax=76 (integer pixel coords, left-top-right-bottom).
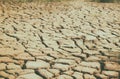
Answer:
xmin=0 ymin=0 xmax=120 ymax=79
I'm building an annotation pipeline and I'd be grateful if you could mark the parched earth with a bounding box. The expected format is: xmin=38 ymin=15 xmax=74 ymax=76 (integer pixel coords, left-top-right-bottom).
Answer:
xmin=0 ymin=0 xmax=120 ymax=79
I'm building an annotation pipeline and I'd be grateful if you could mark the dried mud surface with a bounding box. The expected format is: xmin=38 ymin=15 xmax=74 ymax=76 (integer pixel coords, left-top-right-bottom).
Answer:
xmin=0 ymin=0 xmax=120 ymax=79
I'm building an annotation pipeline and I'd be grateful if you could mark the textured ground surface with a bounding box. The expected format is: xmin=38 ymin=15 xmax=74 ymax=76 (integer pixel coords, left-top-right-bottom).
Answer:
xmin=0 ymin=0 xmax=120 ymax=79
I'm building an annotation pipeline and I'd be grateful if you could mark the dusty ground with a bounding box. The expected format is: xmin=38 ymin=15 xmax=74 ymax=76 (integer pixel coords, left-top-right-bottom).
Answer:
xmin=0 ymin=0 xmax=120 ymax=79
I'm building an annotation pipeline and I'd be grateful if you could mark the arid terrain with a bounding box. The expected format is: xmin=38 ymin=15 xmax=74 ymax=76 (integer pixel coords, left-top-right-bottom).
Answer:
xmin=0 ymin=0 xmax=120 ymax=79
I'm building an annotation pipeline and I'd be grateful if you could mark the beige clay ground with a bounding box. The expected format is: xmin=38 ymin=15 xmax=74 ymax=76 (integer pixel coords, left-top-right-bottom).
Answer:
xmin=0 ymin=0 xmax=120 ymax=79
